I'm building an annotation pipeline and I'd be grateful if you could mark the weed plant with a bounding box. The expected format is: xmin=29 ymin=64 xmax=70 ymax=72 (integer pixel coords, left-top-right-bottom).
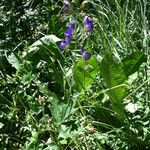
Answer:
xmin=0 ymin=0 xmax=150 ymax=149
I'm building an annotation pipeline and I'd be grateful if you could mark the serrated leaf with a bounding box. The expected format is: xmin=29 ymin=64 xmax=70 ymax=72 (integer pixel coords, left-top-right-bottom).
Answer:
xmin=51 ymin=98 xmax=72 ymax=124
xmin=122 ymin=52 xmax=147 ymax=77
xmin=73 ymin=57 xmax=99 ymax=92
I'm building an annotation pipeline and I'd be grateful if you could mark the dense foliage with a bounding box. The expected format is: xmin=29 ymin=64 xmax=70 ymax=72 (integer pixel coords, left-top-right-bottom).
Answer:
xmin=0 ymin=0 xmax=150 ymax=149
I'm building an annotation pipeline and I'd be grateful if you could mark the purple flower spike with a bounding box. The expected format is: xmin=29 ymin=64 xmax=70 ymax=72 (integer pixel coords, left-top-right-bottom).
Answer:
xmin=83 ymin=51 xmax=91 ymax=60
xmin=83 ymin=16 xmax=94 ymax=32
xmin=80 ymin=48 xmax=86 ymax=55
xmin=59 ymin=20 xmax=75 ymax=52
xmin=59 ymin=41 xmax=69 ymax=50
xmin=64 ymin=28 xmax=73 ymax=39
xmin=69 ymin=21 xmax=76 ymax=30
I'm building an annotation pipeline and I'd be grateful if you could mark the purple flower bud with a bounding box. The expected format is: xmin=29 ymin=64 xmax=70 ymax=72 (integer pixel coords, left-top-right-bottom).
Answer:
xmin=59 ymin=41 xmax=69 ymax=50
xmin=62 ymin=0 xmax=70 ymax=13
xmin=64 ymin=28 xmax=73 ymax=39
xmin=83 ymin=16 xmax=94 ymax=32
xmin=69 ymin=21 xmax=76 ymax=30
xmin=80 ymin=48 xmax=91 ymax=60
xmin=83 ymin=51 xmax=91 ymax=60
xmin=65 ymin=37 xmax=71 ymax=44
xmin=80 ymin=48 xmax=86 ymax=55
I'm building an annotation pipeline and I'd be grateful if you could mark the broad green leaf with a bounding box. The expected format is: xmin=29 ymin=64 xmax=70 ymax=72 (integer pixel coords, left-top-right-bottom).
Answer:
xmin=51 ymin=97 xmax=64 ymax=124
xmin=27 ymin=35 xmax=65 ymax=64
xmin=122 ymin=52 xmax=147 ymax=77
xmin=74 ymin=57 xmax=99 ymax=92
xmin=24 ymin=35 xmax=65 ymax=88
xmin=31 ymin=35 xmax=61 ymax=47
xmin=7 ymin=53 xmax=21 ymax=70
xmin=51 ymin=98 xmax=72 ymax=124
xmin=100 ymin=53 xmax=127 ymax=104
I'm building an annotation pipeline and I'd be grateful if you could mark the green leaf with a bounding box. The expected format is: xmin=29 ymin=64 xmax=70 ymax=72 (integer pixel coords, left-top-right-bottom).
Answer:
xmin=122 ymin=52 xmax=147 ymax=77
xmin=100 ymin=53 xmax=127 ymax=104
xmin=51 ymin=97 xmax=72 ymax=124
xmin=31 ymin=34 xmax=61 ymax=47
xmin=73 ymin=57 xmax=99 ymax=92
xmin=24 ymin=34 xmax=65 ymax=88
xmin=27 ymin=34 xmax=65 ymax=64
xmin=7 ymin=53 xmax=21 ymax=70
xmin=0 ymin=122 xmax=4 ymax=129
xmin=21 ymin=72 xmax=33 ymax=85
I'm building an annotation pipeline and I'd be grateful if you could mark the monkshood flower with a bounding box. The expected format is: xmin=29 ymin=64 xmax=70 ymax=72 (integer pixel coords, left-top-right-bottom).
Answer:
xmin=83 ymin=51 xmax=91 ymax=60
xmin=61 ymin=0 xmax=70 ymax=13
xmin=64 ymin=28 xmax=73 ymax=39
xmin=59 ymin=40 xmax=69 ymax=50
xmin=80 ymin=48 xmax=91 ymax=60
xmin=69 ymin=20 xmax=76 ymax=30
xmin=80 ymin=48 xmax=86 ymax=55
xmin=65 ymin=36 xmax=71 ymax=44
xmin=83 ymin=16 xmax=94 ymax=33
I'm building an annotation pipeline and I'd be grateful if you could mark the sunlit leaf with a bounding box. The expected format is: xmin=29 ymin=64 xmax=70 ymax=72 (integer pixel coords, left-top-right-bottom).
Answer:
xmin=7 ymin=53 xmax=21 ymax=70
xmin=24 ymin=35 xmax=65 ymax=88
xmin=122 ymin=52 xmax=147 ymax=77
xmin=31 ymin=35 xmax=61 ymax=47
xmin=27 ymin=34 xmax=65 ymax=64
xmin=51 ymin=98 xmax=72 ymax=124
xmin=0 ymin=122 xmax=4 ymax=129
xmin=100 ymin=53 xmax=128 ymax=120
xmin=100 ymin=53 xmax=127 ymax=103
xmin=74 ymin=57 xmax=99 ymax=91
